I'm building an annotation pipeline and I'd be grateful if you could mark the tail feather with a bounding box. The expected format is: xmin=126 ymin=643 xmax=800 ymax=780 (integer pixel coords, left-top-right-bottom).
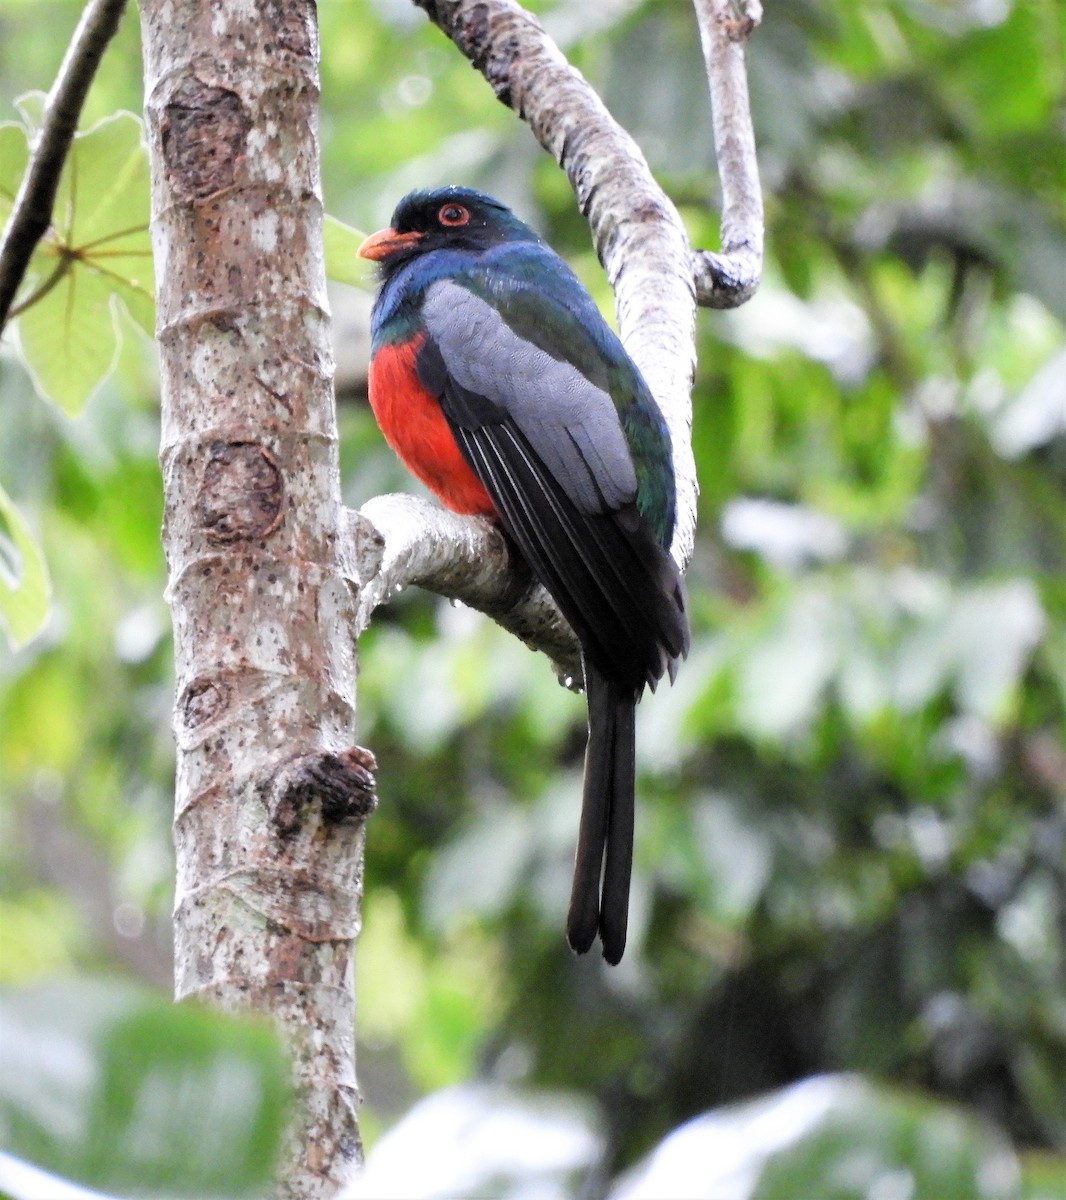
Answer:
xmin=598 ymin=695 xmax=635 ymax=964
xmin=567 ymin=661 xmax=636 ymax=964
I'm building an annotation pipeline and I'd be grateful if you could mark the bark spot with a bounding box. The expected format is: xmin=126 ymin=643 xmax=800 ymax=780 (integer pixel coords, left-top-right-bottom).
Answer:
xmin=487 ymin=36 xmax=522 ymax=107
xmin=198 ymin=442 xmax=284 ymax=544
xmin=182 ymin=677 xmax=230 ymax=729
xmin=266 ymin=0 xmax=316 ymax=56
xmin=721 ymin=11 xmax=760 ymax=42
xmin=161 ymin=79 xmax=251 ymax=200
xmin=450 ymin=4 xmax=516 ymax=106
xmin=273 ymin=748 xmax=378 ymax=838
xmin=456 ymin=1 xmax=490 ymax=57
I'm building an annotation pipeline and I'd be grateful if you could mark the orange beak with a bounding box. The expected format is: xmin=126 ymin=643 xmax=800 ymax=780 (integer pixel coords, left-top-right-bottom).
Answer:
xmin=357 ymin=227 xmax=424 ymax=261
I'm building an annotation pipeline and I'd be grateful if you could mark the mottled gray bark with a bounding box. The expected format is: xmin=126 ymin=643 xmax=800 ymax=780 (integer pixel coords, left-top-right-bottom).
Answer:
xmin=140 ymin=0 xmax=369 ymax=1193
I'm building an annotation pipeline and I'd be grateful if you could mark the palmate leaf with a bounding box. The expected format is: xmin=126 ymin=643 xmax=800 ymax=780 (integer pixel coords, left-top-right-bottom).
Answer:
xmin=3 ymin=108 xmax=154 ymax=412
xmin=5 ymin=99 xmax=371 ymax=416
xmin=52 ymin=112 xmax=151 ymax=252
xmin=40 ymin=107 xmax=154 ymax=332
xmin=0 ymin=483 xmax=51 ymax=650
xmin=6 ymin=105 xmax=367 ymax=413
xmin=16 ymin=262 xmax=123 ymax=416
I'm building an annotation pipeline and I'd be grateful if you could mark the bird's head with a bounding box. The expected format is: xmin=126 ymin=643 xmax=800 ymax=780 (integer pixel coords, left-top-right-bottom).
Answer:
xmin=358 ymin=186 xmax=539 ymax=271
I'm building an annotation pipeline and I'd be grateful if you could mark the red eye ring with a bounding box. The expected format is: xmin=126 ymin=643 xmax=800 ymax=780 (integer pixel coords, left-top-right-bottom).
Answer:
xmin=438 ymin=203 xmax=470 ymax=227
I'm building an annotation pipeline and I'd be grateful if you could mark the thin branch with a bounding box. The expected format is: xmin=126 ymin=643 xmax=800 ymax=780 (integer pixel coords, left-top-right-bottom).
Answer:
xmin=354 ymin=495 xmax=583 ymax=686
xmin=692 ymin=0 xmax=764 ymax=308
xmin=0 ymin=0 xmax=128 ymax=331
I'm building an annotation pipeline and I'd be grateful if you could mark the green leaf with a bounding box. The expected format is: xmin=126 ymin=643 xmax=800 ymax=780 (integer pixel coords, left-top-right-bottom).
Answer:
xmin=735 ymin=584 xmax=841 ymax=739
xmin=940 ymin=6 xmax=1055 ymax=137
xmin=424 ymin=804 xmax=533 ymax=927
xmin=690 ymin=791 xmax=773 ymax=923
xmin=13 ymin=91 xmax=47 ymax=135
xmin=16 ymin=263 xmax=120 ymax=414
xmin=0 ymin=483 xmax=51 ymax=650
xmin=58 ymin=112 xmax=155 ymax=335
xmin=951 ymin=581 xmax=1045 ymax=722
xmin=53 ymin=112 xmax=150 ymax=250
xmin=103 ymin=266 xmax=155 ymax=337
xmin=6 ymin=109 xmax=154 ymax=395
xmin=324 ymin=214 xmax=376 ymax=290
xmin=0 ymin=979 xmax=289 ymax=1198
xmin=0 ymin=122 xmax=30 ymax=224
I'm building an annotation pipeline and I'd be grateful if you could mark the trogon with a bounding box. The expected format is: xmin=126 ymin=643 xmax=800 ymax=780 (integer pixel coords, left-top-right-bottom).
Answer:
xmin=358 ymin=186 xmax=689 ymax=964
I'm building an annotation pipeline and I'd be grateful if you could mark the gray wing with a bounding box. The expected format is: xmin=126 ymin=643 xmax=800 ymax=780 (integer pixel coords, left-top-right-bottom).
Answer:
xmin=416 ymin=280 xmax=687 ymax=693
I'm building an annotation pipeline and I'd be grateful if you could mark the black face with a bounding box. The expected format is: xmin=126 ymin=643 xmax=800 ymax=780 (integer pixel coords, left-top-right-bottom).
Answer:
xmin=390 ymin=187 xmax=535 ymax=252
xmin=359 ymin=186 xmax=539 ymax=273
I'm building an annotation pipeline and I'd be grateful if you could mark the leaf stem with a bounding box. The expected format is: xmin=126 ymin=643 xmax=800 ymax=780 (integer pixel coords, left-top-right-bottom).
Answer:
xmin=76 ymin=220 xmax=151 ymax=253
xmin=7 ymin=253 xmax=73 ymax=319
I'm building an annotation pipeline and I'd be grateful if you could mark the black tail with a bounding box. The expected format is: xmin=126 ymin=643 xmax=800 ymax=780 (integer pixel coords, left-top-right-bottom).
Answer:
xmin=566 ymin=661 xmax=636 ymax=965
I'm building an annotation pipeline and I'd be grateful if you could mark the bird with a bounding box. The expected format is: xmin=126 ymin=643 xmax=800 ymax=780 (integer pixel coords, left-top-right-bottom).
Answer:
xmin=358 ymin=186 xmax=689 ymax=964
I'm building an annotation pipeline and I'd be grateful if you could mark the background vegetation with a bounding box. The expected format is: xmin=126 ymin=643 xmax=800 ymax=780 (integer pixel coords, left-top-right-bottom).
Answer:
xmin=1 ymin=0 xmax=1064 ymax=1195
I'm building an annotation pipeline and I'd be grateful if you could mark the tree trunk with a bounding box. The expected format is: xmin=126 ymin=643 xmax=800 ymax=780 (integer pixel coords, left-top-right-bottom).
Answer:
xmin=140 ymin=1 xmax=371 ymax=1194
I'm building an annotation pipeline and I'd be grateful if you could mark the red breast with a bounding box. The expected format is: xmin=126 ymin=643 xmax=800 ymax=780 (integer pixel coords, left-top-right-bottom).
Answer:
xmin=368 ymin=334 xmax=496 ymax=517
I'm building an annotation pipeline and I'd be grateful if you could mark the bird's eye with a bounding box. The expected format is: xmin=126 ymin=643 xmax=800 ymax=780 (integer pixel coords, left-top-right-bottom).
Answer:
xmin=438 ymin=203 xmax=470 ymax=227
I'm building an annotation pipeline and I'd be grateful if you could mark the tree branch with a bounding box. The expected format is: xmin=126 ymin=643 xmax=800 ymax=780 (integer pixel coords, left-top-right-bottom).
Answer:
xmin=691 ymin=0 xmax=764 ymax=308
xmin=0 ymin=0 xmax=128 ymax=331
xmin=353 ymin=495 xmax=583 ymax=686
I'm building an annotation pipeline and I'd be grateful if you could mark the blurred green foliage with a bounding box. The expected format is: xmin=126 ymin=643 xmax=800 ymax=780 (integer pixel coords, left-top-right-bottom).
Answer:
xmin=750 ymin=1077 xmax=1020 ymax=1200
xmin=1 ymin=0 xmax=1064 ymax=1194
xmin=0 ymin=980 xmax=289 ymax=1196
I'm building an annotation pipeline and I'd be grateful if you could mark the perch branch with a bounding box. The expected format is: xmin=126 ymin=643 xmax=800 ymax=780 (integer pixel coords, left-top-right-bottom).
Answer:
xmin=0 ymin=0 xmax=128 ymax=330
xmin=354 ymin=495 xmax=583 ymax=686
